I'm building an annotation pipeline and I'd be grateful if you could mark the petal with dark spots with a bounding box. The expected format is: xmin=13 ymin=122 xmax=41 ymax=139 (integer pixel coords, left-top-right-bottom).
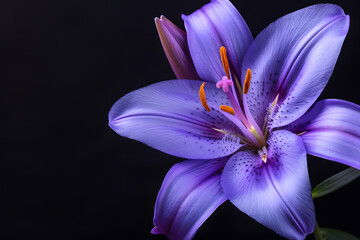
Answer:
xmin=221 ymin=130 xmax=315 ymax=240
xmin=109 ymin=80 xmax=243 ymax=159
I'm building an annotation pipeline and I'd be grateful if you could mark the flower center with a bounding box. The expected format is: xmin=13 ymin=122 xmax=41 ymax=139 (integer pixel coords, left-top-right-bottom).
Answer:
xmin=199 ymin=46 xmax=269 ymax=151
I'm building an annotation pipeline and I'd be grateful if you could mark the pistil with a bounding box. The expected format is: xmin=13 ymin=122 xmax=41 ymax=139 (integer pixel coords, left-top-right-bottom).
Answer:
xmin=216 ymin=76 xmax=252 ymax=129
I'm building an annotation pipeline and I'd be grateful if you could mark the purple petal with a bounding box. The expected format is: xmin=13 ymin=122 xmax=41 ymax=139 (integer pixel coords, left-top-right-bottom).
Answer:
xmin=242 ymin=4 xmax=349 ymax=128
xmin=155 ymin=16 xmax=199 ymax=80
xmin=152 ymin=158 xmax=227 ymax=240
xmin=109 ymin=80 xmax=243 ymax=159
xmin=285 ymin=99 xmax=360 ymax=169
xmin=183 ymin=0 xmax=253 ymax=83
xmin=221 ymin=130 xmax=315 ymax=240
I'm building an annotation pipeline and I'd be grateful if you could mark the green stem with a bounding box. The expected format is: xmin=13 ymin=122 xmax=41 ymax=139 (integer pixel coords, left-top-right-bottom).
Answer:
xmin=314 ymin=221 xmax=324 ymax=240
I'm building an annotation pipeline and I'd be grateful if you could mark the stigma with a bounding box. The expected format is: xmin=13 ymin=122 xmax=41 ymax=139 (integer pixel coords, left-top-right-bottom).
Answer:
xmin=216 ymin=76 xmax=233 ymax=92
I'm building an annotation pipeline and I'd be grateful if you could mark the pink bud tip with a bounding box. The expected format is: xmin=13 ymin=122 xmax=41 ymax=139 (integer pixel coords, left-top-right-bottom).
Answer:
xmin=151 ymin=226 xmax=161 ymax=234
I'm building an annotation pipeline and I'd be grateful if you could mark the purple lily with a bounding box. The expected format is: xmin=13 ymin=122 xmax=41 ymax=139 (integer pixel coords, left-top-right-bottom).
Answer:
xmin=108 ymin=1 xmax=357 ymax=239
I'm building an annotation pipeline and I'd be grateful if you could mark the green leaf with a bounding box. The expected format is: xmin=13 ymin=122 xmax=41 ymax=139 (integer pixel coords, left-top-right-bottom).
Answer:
xmin=314 ymin=222 xmax=324 ymax=240
xmin=320 ymin=228 xmax=360 ymax=240
xmin=312 ymin=167 xmax=360 ymax=199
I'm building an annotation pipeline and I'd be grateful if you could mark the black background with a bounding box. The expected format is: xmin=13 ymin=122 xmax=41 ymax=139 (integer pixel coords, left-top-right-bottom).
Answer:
xmin=2 ymin=0 xmax=360 ymax=239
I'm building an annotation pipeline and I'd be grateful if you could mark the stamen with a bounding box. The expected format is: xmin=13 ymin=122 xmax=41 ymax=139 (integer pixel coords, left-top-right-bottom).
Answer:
xmin=272 ymin=94 xmax=279 ymax=108
xmin=297 ymin=131 xmax=307 ymax=136
xmin=258 ymin=146 xmax=268 ymax=163
xmin=269 ymin=94 xmax=279 ymax=115
xmin=250 ymin=126 xmax=264 ymax=146
xmin=199 ymin=82 xmax=210 ymax=112
xmin=219 ymin=105 xmax=235 ymax=115
xmin=261 ymin=153 xmax=267 ymax=163
xmin=243 ymin=68 xmax=252 ymax=94
xmin=212 ymin=128 xmax=227 ymax=135
xmin=220 ymin=46 xmax=230 ymax=79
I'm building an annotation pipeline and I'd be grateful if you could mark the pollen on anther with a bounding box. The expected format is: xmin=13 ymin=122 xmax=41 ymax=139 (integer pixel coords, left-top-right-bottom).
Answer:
xmin=243 ymin=68 xmax=252 ymax=94
xmin=199 ymin=82 xmax=211 ymax=112
xmin=220 ymin=46 xmax=230 ymax=79
xmin=262 ymin=154 xmax=267 ymax=163
xmin=297 ymin=131 xmax=307 ymax=136
xmin=272 ymin=94 xmax=279 ymax=107
xmin=219 ymin=105 xmax=235 ymax=115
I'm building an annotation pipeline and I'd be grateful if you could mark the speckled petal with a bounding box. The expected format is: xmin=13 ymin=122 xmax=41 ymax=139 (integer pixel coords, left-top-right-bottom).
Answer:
xmin=152 ymin=158 xmax=227 ymax=240
xmin=241 ymin=4 xmax=349 ymax=128
xmin=183 ymin=0 xmax=252 ymax=83
xmin=285 ymin=99 xmax=360 ymax=169
xmin=109 ymin=80 xmax=243 ymax=159
xmin=221 ymin=130 xmax=315 ymax=240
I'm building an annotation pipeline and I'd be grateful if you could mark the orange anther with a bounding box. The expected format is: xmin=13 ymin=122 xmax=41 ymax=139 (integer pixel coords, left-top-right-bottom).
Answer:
xmin=199 ymin=82 xmax=211 ymax=112
xmin=219 ymin=105 xmax=235 ymax=115
xmin=243 ymin=68 xmax=252 ymax=94
xmin=220 ymin=46 xmax=230 ymax=79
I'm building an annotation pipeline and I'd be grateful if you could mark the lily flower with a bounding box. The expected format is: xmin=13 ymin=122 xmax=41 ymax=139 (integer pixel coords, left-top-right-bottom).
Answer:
xmin=108 ymin=1 xmax=357 ymax=239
